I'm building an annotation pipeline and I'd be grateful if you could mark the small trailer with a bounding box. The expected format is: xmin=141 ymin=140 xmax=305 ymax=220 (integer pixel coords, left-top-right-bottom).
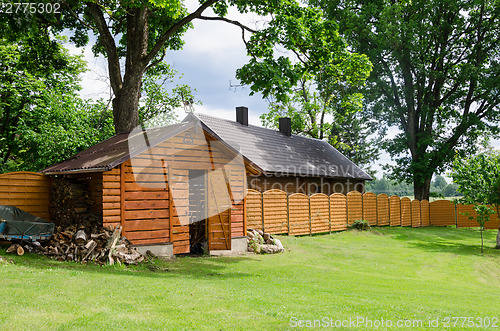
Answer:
xmin=0 ymin=205 xmax=54 ymax=241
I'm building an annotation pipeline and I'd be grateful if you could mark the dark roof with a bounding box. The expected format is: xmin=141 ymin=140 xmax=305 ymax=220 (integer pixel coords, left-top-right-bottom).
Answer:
xmin=42 ymin=122 xmax=192 ymax=174
xmin=193 ymin=113 xmax=372 ymax=180
xmin=42 ymin=112 xmax=372 ymax=180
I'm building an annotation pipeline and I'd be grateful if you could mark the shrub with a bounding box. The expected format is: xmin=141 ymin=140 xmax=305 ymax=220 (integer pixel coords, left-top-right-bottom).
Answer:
xmin=349 ymin=220 xmax=371 ymax=231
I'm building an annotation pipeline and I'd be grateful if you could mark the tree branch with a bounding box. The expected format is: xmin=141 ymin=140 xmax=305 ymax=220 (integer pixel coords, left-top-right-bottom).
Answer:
xmin=144 ymin=0 xmax=220 ymax=64
xmin=197 ymin=15 xmax=257 ymax=33
xmin=87 ymin=2 xmax=123 ymax=95
xmin=61 ymin=0 xmax=97 ymax=32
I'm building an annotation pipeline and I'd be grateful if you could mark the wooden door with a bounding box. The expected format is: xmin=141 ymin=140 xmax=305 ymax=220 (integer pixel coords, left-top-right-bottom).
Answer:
xmin=207 ymin=168 xmax=231 ymax=251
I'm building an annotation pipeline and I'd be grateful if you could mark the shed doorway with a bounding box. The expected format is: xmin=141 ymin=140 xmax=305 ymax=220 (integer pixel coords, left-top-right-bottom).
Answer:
xmin=188 ymin=169 xmax=207 ymax=254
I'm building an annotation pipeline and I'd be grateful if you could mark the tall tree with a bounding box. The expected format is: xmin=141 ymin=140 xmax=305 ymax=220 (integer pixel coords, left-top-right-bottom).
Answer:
xmin=236 ymin=5 xmax=375 ymax=169
xmin=0 ymin=36 xmax=191 ymax=172
xmin=316 ymin=0 xmax=500 ymax=200
xmin=0 ymin=38 xmax=93 ymax=172
xmin=2 ymin=0 xmax=341 ymax=134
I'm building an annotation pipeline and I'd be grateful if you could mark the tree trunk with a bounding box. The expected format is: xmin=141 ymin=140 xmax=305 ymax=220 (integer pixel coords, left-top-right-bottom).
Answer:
xmin=112 ymin=75 xmax=143 ymax=134
xmin=414 ymin=177 xmax=431 ymax=200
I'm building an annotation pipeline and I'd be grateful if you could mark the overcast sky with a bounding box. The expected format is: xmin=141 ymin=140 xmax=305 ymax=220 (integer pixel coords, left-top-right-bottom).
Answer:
xmin=65 ymin=2 xmax=497 ymax=181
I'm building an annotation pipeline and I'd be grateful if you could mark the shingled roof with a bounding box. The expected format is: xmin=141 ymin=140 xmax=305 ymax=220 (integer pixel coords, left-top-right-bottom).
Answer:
xmin=42 ymin=112 xmax=372 ymax=180
xmin=193 ymin=113 xmax=372 ymax=180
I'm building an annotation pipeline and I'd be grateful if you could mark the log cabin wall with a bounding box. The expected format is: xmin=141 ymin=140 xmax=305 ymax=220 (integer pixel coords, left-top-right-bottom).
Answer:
xmin=102 ymin=167 xmax=121 ymax=229
xmin=247 ymin=174 xmax=365 ymax=195
xmin=99 ymin=126 xmax=246 ymax=254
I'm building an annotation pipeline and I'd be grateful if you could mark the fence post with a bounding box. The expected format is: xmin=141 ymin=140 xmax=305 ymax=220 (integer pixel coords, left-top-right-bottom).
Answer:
xmin=261 ymin=192 xmax=265 ymax=233
xmin=454 ymin=203 xmax=458 ymax=228
xmin=345 ymin=193 xmax=349 ymax=228
xmin=309 ymin=195 xmax=312 ymax=236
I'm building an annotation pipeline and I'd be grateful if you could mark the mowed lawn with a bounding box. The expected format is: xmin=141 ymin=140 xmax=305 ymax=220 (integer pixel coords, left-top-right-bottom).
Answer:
xmin=1 ymin=227 xmax=500 ymax=330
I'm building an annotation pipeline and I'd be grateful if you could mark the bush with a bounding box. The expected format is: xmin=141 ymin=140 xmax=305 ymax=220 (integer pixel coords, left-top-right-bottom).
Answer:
xmin=349 ymin=220 xmax=371 ymax=231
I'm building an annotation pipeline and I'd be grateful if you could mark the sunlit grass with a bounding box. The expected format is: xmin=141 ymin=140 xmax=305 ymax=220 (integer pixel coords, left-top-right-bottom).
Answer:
xmin=1 ymin=227 xmax=499 ymax=330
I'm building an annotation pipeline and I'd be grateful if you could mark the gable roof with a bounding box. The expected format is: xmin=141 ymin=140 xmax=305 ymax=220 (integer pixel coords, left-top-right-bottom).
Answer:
xmin=42 ymin=122 xmax=192 ymax=174
xmin=42 ymin=112 xmax=372 ymax=180
xmin=193 ymin=113 xmax=372 ymax=180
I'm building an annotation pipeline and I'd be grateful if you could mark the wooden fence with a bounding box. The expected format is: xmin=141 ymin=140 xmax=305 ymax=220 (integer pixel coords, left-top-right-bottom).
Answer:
xmin=246 ymin=189 xmax=500 ymax=236
xmin=0 ymin=172 xmax=51 ymax=221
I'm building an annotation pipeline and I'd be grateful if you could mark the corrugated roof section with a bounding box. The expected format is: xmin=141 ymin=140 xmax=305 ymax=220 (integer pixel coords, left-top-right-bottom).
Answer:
xmin=42 ymin=122 xmax=192 ymax=174
xmin=194 ymin=113 xmax=372 ymax=180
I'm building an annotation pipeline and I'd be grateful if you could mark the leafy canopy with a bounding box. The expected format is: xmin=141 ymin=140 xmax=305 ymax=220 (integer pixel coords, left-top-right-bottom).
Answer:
xmin=316 ymin=0 xmax=500 ymax=199
xmin=235 ymin=2 xmax=376 ymax=169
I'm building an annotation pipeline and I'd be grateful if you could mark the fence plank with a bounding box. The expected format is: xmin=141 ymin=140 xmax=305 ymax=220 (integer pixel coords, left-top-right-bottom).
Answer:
xmin=310 ymin=193 xmax=329 ymax=234
xmin=289 ymin=193 xmax=310 ymax=236
xmin=401 ymin=197 xmax=411 ymax=227
xmin=263 ymin=189 xmax=288 ymax=234
xmin=330 ymin=193 xmax=347 ymax=231
xmin=246 ymin=189 xmax=262 ymax=231
xmin=363 ymin=192 xmax=377 ymax=226
xmin=456 ymin=204 xmax=476 ymax=227
xmin=347 ymin=191 xmax=362 ymax=225
xmin=411 ymin=200 xmax=421 ymax=227
xmin=0 ymin=172 xmax=51 ymax=221
xmin=429 ymin=200 xmax=455 ymax=226
xmin=421 ymin=200 xmax=430 ymax=227
xmin=485 ymin=206 xmax=500 ymax=229
xmin=389 ymin=195 xmax=401 ymax=226
xmin=377 ymin=194 xmax=390 ymax=226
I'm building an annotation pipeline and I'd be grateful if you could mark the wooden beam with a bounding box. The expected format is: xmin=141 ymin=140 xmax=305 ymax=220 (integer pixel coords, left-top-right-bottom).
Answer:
xmin=120 ymin=164 xmax=126 ymax=232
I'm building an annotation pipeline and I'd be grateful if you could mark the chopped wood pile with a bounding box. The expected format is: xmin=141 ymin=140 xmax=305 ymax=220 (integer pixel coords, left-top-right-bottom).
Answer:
xmin=50 ymin=177 xmax=98 ymax=228
xmin=6 ymin=225 xmax=144 ymax=265
xmin=247 ymin=228 xmax=285 ymax=254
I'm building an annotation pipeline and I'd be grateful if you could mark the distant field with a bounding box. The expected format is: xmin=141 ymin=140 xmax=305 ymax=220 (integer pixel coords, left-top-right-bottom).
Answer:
xmin=403 ymin=196 xmax=461 ymax=202
xmin=1 ymin=227 xmax=499 ymax=330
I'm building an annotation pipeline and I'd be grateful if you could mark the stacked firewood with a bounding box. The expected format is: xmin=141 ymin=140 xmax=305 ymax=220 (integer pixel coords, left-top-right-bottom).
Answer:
xmin=50 ymin=177 xmax=96 ymax=228
xmin=7 ymin=225 xmax=144 ymax=265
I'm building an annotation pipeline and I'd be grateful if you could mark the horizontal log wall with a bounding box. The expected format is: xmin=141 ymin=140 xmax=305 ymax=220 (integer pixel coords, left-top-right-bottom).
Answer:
xmin=0 ymin=172 xmax=51 ymax=221
xmin=120 ymin=128 xmax=245 ymax=253
xmin=247 ymin=189 xmax=499 ymax=236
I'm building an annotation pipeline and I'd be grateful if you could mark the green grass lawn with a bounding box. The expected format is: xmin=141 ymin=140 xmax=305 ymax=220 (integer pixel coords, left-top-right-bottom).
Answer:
xmin=1 ymin=227 xmax=500 ymax=330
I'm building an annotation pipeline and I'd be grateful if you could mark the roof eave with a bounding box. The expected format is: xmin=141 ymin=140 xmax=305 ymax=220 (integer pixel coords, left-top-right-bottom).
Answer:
xmin=43 ymin=167 xmax=109 ymax=175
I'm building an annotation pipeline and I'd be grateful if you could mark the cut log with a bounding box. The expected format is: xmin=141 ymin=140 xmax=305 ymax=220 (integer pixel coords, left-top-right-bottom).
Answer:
xmin=6 ymin=244 xmax=24 ymax=256
xmin=74 ymin=230 xmax=87 ymax=245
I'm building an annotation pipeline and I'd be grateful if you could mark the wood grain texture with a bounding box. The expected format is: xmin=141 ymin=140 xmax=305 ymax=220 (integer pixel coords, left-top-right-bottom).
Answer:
xmin=377 ymin=194 xmax=390 ymax=226
xmin=0 ymin=172 xmax=51 ymax=221
xmin=347 ymin=191 xmax=362 ymax=225
xmin=411 ymin=200 xmax=421 ymax=227
xmin=362 ymin=192 xmax=377 ymax=226
xmin=389 ymin=195 xmax=401 ymax=226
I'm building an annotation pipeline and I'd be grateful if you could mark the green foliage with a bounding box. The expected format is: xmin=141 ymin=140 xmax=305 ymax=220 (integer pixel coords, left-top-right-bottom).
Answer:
xmin=349 ymin=219 xmax=371 ymax=231
xmin=432 ymin=176 xmax=447 ymax=191
xmin=0 ymin=39 xmax=114 ymax=172
xmin=451 ymin=150 xmax=500 ymax=250
xmin=235 ymin=2 xmax=376 ymax=170
xmin=317 ymin=0 xmax=500 ymax=199
xmin=3 ymin=0 xmax=345 ymax=133
xmin=365 ymin=177 xmax=414 ymax=196
xmin=451 ymin=151 xmax=500 ymax=207
xmin=139 ymin=62 xmax=197 ymax=128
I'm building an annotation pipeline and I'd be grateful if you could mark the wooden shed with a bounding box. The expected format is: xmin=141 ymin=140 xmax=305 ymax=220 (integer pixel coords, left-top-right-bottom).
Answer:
xmin=43 ymin=116 xmax=251 ymax=256
xmin=42 ymin=108 xmax=371 ymax=256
